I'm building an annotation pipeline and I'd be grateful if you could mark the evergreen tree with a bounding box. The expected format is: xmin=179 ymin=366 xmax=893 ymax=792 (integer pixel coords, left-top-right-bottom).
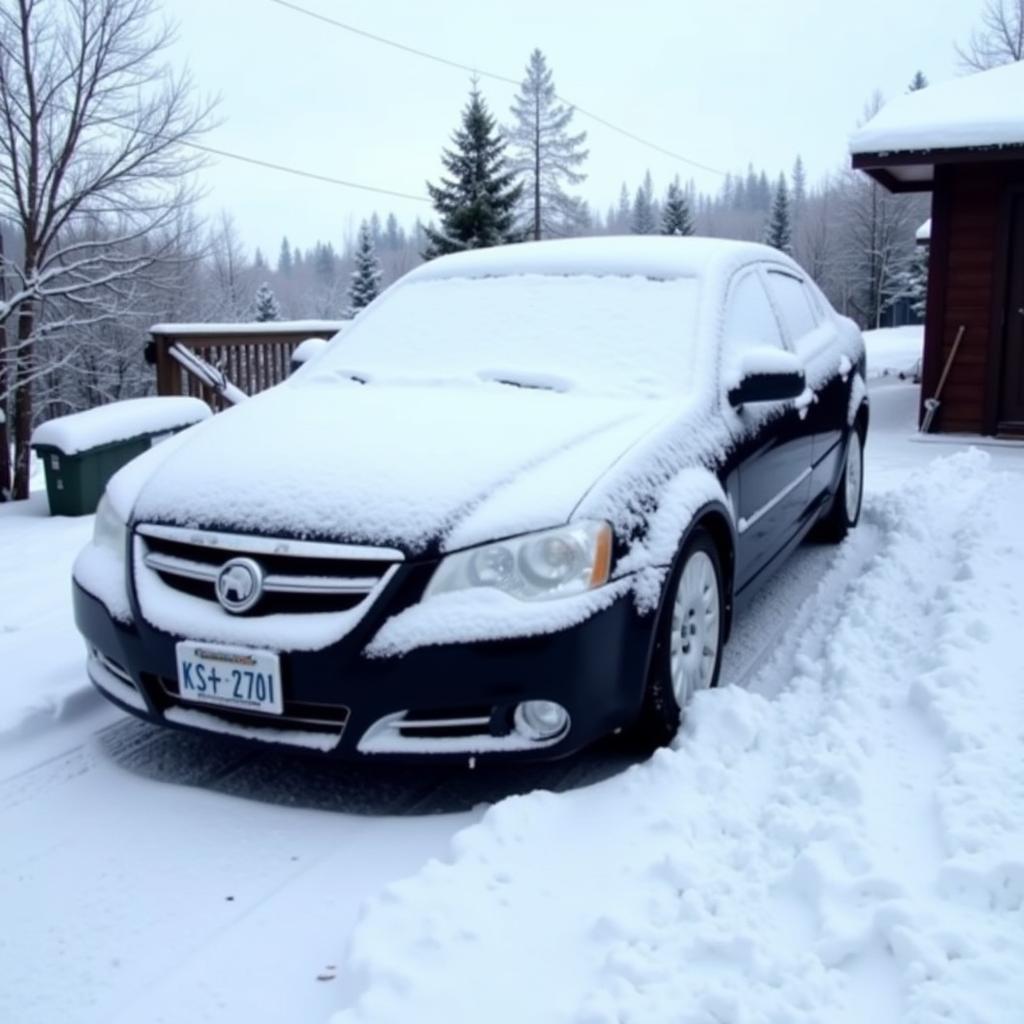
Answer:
xmin=614 ymin=183 xmax=631 ymax=232
xmin=791 ymin=155 xmax=807 ymax=212
xmin=631 ymin=171 xmax=656 ymax=234
xmin=888 ymin=245 xmax=929 ymax=318
xmin=424 ymin=85 xmax=523 ymax=258
xmin=384 ymin=212 xmax=404 ymax=251
xmin=507 ymin=48 xmax=589 ymax=239
xmin=253 ymin=247 xmax=266 ymax=271
xmin=277 ymin=236 xmax=293 ymax=275
xmin=314 ymin=241 xmax=337 ymax=283
xmin=661 ymin=177 xmax=694 ymax=236
xmin=764 ymin=174 xmax=792 ymax=253
xmin=253 ymin=282 xmax=281 ymax=322
xmin=346 ymin=221 xmax=383 ymax=315
xmin=908 ymin=70 xmax=929 ymax=91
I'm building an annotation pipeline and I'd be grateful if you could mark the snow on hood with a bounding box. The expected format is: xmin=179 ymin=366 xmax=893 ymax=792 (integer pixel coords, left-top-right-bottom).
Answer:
xmin=128 ymin=380 xmax=674 ymax=553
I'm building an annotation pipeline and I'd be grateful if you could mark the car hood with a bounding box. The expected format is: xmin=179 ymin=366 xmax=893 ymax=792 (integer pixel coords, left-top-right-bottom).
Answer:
xmin=127 ymin=380 xmax=674 ymax=554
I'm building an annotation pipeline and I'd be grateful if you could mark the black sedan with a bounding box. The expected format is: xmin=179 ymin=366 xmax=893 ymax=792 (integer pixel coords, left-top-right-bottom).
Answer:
xmin=73 ymin=237 xmax=867 ymax=762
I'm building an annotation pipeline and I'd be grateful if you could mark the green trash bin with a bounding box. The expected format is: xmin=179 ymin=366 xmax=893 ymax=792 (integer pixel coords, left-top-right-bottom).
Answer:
xmin=30 ymin=397 xmax=211 ymax=516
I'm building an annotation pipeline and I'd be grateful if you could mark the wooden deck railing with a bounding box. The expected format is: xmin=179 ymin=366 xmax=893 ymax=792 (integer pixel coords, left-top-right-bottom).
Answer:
xmin=148 ymin=321 xmax=345 ymax=407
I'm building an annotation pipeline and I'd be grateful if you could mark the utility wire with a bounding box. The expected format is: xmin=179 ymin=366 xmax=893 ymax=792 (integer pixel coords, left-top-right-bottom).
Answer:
xmin=267 ymin=0 xmax=728 ymax=178
xmin=48 ymin=99 xmax=432 ymax=202
xmin=179 ymin=139 xmax=431 ymax=202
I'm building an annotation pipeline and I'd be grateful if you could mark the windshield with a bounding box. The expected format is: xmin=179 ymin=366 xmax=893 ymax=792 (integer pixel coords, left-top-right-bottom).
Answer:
xmin=307 ymin=273 xmax=700 ymax=399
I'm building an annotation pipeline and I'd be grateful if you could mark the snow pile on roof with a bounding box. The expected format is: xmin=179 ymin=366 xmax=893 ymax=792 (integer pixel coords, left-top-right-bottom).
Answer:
xmin=850 ymin=61 xmax=1024 ymax=155
xmin=916 ymin=218 xmax=932 ymax=242
xmin=30 ymin=397 xmax=210 ymax=455
xmin=405 ymin=234 xmax=790 ymax=285
xmin=332 ymin=449 xmax=1024 ymax=1024
xmin=148 ymin=320 xmax=347 ymax=337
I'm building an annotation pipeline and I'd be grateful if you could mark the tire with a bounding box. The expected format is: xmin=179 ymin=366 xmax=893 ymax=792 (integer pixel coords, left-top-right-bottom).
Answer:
xmin=635 ymin=527 xmax=726 ymax=748
xmin=818 ymin=425 xmax=864 ymax=544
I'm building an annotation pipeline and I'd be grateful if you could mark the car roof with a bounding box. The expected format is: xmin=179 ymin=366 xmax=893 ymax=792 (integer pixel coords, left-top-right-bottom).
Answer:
xmin=403 ymin=236 xmax=797 ymax=288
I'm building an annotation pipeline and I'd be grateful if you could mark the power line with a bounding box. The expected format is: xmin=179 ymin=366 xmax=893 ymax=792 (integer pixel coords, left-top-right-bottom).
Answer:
xmin=179 ymin=140 xmax=431 ymax=202
xmin=267 ymin=0 xmax=728 ymax=178
xmin=48 ymin=101 xmax=432 ymax=203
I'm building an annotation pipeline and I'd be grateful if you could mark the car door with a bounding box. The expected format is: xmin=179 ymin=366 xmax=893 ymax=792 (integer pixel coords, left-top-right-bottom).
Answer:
xmin=722 ymin=266 xmax=814 ymax=591
xmin=763 ymin=268 xmax=844 ymax=516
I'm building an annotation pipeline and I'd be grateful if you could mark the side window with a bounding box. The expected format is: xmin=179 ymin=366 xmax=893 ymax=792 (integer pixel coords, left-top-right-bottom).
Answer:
xmin=722 ymin=270 xmax=785 ymax=367
xmin=766 ymin=270 xmax=818 ymax=344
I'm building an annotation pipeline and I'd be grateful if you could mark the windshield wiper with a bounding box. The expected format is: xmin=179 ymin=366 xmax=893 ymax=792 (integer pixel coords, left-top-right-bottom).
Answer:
xmin=478 ymin=369 xmax=571 ymax=393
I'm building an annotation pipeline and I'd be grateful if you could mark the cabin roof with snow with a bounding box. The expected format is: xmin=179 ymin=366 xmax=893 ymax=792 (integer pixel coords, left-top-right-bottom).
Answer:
xmin=850 ymin=62 xmax=1024 ymax=191
xmin=850 ymin=62 xmax=1024 ymax=436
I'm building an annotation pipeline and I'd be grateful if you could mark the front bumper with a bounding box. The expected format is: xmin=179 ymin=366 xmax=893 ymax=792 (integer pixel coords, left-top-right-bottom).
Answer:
xmin=74 ymin=578 xmax=653 ymax=762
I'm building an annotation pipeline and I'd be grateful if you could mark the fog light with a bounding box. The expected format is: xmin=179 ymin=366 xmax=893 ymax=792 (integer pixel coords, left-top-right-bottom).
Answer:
xmin=513 ymin=700 xmax=570 ymax=742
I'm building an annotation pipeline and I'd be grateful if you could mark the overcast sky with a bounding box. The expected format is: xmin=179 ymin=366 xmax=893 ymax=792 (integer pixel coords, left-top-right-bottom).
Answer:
xmin=164 ymin=0 xmax=979 ymax=258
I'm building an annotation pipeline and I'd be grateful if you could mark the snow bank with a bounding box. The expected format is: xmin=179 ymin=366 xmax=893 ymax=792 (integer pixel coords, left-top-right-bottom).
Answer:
xmin=331 ymin=450 xmax=1024 ymax=1024
xmin=850 ymin=61 xmax=1024 ymax=155
xmin=863 ymin=326 xmax=923 ymax=380
xmin=30 ymin=397 xmax=210 ymax=455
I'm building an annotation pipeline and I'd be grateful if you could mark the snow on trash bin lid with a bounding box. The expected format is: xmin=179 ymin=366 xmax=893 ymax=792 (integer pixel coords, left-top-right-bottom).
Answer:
xmin=30 ymin=396 xmax=211 ymax=455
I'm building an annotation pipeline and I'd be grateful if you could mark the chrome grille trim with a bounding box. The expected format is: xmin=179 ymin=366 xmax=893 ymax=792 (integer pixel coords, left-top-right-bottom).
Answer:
xmin=133 ymin=522 xmax=402 ymax=620
xmin=388 ymin=715 xmax=492 ymax=730
xmin=135 ymin=523 xmax=404 ymax=563
xmin=142 ymin=550 xmax=382 ymax=596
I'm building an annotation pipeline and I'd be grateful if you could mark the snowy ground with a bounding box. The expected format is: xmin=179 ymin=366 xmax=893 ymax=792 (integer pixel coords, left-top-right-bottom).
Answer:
xmin=863 ymin=325 xmax=923 ymax=380
xmin=2 ymin=380 xmax=1023 ymax=1023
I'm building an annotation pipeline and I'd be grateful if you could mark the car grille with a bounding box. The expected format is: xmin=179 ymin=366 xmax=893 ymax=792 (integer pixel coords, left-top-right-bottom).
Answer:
xmin=134 ymin=523 xmax=402 ymax=616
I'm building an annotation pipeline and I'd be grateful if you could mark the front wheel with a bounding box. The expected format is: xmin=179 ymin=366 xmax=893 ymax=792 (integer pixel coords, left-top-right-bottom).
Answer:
xmin=635 ymin=527 xmax=725 ymax=748
xmin=819 ymin=427 xmax=864 ymax=543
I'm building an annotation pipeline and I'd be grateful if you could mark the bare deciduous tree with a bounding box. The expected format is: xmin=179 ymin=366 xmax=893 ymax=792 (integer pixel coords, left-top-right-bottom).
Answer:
xmin=957 ymin=0 xmax=1024 ymax=70
xmin=0 ymin=0 xmax=213 ymax=499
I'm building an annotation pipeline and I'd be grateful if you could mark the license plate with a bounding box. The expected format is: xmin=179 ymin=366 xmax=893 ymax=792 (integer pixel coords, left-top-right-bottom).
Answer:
xmin=175 ymin=641 xmax=283 ymax=715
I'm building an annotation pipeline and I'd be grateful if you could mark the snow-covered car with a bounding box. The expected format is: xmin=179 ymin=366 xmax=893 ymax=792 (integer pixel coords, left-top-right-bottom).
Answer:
xmin=72 ymin=237 xmax=867 ymax=761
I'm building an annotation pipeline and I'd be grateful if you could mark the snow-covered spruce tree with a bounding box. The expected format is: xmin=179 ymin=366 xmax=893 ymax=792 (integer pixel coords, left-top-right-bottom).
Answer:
xmin=886 ymin=245 xmax=929 ymax=320
xmin=908 ymin=70 xmax=929 ymax=91
xmin=346 ymin=221 xmax=383 ymax=315
xmin=423 ymin=86 xmax=523 ymax=259
xmin=631 ymin=172 xmax=657 ymax=234
xmin=661 ymin=178 xmax=694 ymax=236
xmin=253 ymin=282 xmax=281 ymax=322
xmin=764 ymin=174 xmax=793 ymax=254
xmin=507 ymin=49 xmax=589 ymax=239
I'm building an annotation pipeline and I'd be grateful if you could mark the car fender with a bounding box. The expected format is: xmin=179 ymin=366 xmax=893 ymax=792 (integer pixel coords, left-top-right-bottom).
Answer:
xmin=614 ymin=466 xmax=736 ymax=626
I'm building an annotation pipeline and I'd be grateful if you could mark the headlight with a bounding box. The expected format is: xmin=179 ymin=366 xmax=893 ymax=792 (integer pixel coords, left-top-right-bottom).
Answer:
xmin=425 ymin=521 xmax=612 ymax=602
xmin=92 ymin=494 xmax=128 ymax=558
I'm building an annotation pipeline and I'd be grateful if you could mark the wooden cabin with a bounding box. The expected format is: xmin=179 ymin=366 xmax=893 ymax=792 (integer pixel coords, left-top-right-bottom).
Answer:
xmin=851 ymin=62 xmax=1024 ymax=435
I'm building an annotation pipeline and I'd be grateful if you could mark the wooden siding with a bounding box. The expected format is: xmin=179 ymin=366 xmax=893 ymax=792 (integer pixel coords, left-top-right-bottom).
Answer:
xmin=921 ymin=161 xmax=1024 ymax=433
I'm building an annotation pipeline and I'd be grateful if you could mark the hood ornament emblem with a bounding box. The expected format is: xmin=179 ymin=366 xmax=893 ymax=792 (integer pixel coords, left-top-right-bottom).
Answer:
xmin=215 ymin=557 xmax=265 ymax=614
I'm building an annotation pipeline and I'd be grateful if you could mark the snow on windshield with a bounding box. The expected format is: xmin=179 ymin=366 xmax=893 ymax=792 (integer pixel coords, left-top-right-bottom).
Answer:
xmin=308 ymin=273 xmax=700 ymax=398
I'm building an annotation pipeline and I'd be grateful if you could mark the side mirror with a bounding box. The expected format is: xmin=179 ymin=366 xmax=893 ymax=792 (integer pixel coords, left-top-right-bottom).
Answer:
xmin=289 ymin=337 xmax=330 ymax=375
xmin=727 ymin=347 xmax=806 ymax=407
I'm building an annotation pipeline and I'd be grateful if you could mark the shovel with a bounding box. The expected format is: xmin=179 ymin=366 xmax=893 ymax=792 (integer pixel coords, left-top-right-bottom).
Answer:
xmin=921 ymin=325 xmax=965 ymax=433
